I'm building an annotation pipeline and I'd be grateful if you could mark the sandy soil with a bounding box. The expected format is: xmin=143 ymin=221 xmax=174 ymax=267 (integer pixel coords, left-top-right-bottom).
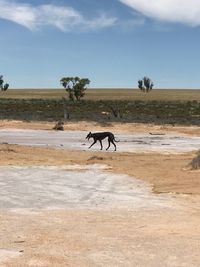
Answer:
xmin=0 ymin=120 xmax=200 ymax=266
xmin=0 ymin=143 xmax=199 ymax=195
xmin=0 ymin=119 xmax=200 ymax=135
xmin=1 ymin=208 xmax=200 ymax=267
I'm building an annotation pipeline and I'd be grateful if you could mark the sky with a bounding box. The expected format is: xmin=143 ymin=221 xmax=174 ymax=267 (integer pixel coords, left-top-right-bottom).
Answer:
xmin=1 ymin=0 xmax=200 ymax=89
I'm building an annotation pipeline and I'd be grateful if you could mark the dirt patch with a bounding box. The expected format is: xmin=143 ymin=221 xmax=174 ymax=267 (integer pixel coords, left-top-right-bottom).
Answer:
xmin=1 ymin=209 xmax=200 ymax=267
xmin=0 ymin=249 xmax=21 ymax=264
xmin=0 ymin=120 xmax=200 ymax=266
xmin=0 ymin=143 xmax=199 ymax=195
xmin=1 ymin=120 xmax=198 ymax=194
xmin=0 ymin=119 xmax=200 ymax=135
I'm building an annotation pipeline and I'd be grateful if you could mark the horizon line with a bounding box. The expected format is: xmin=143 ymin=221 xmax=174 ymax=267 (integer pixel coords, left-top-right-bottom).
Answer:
xmin=7 ymin=87 xmax=200 ymax=90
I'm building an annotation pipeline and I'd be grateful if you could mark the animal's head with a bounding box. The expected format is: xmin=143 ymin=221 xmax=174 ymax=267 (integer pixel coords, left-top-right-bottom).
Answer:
xmin=86 ymin=132 xmax=92 ymax=140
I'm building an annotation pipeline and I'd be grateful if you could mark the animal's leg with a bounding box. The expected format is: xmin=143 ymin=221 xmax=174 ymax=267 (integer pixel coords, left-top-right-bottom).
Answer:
xmin=106 ymin=140 xmax=111 ymax=150
xmin=99 ymin=140 xmax=103 ymax=150
xmin=111 ymin=140 xmax=117 ymax=151
xmin=89 ymin=140 xmax=97 ymax=149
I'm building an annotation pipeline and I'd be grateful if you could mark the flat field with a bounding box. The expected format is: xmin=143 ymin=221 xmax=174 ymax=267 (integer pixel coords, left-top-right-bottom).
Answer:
xmin=0 ymin=89 xmax=200 ymax=266
xmin=1 ymin=88 xmax=200 ymax=101
xmin=0 ymin=120 xmax=200 ymax=266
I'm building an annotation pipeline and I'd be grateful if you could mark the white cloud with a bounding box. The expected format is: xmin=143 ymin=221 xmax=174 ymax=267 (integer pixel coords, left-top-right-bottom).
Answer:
xmin=119 ymin=0 xmax=200 ymax=26
xmin=0 ymin=0 xmax=116 ymax=31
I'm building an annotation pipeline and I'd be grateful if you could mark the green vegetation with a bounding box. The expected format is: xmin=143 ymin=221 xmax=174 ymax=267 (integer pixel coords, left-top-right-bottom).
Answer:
xmin=0 ymin=89 xmax=199 ymax=125
xmin=60 ymin=77 xmax=90 ymax=101
xmin=0 ymin=98 xmax=199 ymax=125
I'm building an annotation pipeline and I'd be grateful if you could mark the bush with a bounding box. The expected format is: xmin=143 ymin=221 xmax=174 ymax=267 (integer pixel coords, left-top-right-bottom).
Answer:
xmin=190 ymin=151 xmax=200 ymax=170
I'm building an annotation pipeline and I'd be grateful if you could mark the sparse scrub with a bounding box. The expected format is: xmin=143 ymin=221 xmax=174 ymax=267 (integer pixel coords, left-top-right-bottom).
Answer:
xmin=0 ymin=98 xmax=199 ymax=125
xmin=190 ymin=151 xmax=200 ymax=170
xmin=107 ymin=104 xmax=124 ymax=119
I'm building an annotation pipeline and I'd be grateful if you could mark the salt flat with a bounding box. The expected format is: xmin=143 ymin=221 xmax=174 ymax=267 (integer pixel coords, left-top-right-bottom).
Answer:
xmin=0 ymin=165 xmax=176 ymax=211
xmin=0 ymin=128 xmax=200 ymax=266
xmin=0 ymin=129 xmax=200 ymax=153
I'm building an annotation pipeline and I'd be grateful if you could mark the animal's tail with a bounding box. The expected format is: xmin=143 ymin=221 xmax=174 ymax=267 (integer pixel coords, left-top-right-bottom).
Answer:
xmin=114 ymin=137 xmax=120 ymax=142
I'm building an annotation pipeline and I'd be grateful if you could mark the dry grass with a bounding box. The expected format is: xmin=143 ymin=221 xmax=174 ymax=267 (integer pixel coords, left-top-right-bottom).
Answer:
xmin=190 ymin=150 xmax=200 ymax=170
xmin=1 ymin=88 xmax=200 ymax=101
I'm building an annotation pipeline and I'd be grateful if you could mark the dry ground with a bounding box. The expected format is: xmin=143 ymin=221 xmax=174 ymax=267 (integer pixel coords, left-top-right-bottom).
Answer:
xmin=0 ymin=120 xmax=200 ymax=194
xmin=0 ymin=143 xmax=199 ymax=195
xmin=1 ymin=119 xmax=200 ymax=135
xmin=1 ymin=208 xmax=200 ymax=267
xmin=1 ymin=88 xmax=200 ymax=101
xmin=0 ymin=120 xmax=200 ymax=266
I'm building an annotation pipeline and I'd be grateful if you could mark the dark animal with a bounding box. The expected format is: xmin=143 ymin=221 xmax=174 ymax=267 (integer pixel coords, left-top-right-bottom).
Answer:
xmin=86 ymin=132 xmax=119 ymax=151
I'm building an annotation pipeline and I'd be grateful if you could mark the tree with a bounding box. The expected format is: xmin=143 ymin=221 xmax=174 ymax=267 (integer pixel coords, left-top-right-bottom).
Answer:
xmin=60 ymin=76 xmax=90 ymax=101
xmin=0 ymin=75 xmax=9 ymax=91
xmin=138 ymin=76 xmax=154 ymax=93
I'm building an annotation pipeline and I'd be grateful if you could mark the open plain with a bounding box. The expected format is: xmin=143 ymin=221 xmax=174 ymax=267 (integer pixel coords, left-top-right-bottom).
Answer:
xmin=0 ymin=118 xmax=200 ymax=266
xmin=0 ymin=87 xmax=199 ymax=267
xmin=2 ymin=0 xmax=200 ymax=261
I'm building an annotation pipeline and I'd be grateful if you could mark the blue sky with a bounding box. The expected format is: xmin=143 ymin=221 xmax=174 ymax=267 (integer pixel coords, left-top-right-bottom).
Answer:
xmin=1 ymin=0 xmax=200 ymax=89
